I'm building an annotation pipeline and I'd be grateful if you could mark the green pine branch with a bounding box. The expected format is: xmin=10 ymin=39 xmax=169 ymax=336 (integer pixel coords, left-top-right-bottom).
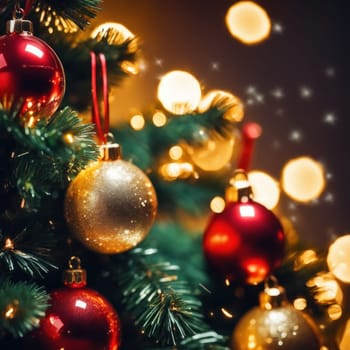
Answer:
xmin=113 ymin=247 xmax=210 ymax=346
xmin=0 ymin=105 xmax=99 ymax=207
xmin=0 ymin=279 xmax=50 ymax=338
xmin=48 ymin=34 xmax=139 ymax=112
xmin=0 ymin=226 xmax=57 ymax=278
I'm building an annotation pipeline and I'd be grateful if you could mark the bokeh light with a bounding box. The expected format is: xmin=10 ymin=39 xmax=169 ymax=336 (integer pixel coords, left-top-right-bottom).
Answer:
xmin=152 ymin=110 xmax=167 ymax=127
xmin=187 ymin=131 xmax=235 ymax=171
xmin=130 ymin=113 xmax=145 ymax=130
xmin=248 ymin=170 xmax=280 ymax=209
xmin=91 ymin=22 xmax=135 ymax=44
xmin=225 ymin=1 xmax=271 ymax=45
xmin=281 ymin=156 xmax=326 ymax=203
xmin=327 ymin=234 xmax=350 ymax=283
xmin=157 ymin=70 xmax=202 ymax=115
xmin=210 ymin=196 xmax=226 ymax=213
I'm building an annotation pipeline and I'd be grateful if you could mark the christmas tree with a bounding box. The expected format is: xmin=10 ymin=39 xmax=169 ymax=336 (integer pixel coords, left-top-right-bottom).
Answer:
xmin=0 ymin=0 xmax=348 ymax=349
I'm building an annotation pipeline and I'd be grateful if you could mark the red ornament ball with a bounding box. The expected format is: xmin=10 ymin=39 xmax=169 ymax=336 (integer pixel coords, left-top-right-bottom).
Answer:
xmin=28 ymin=287 xmax=121 ymax=350
xmin=203 ymin=200 xmax=285 ymax=284
xmin=0 ymin=30 xmax=65 ymax=120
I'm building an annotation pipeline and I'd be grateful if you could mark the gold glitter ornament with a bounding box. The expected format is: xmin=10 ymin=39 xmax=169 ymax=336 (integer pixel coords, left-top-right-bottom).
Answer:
xmin=64 ymin=143 xmax=157 ymax=254
xmin=231 ymin=277 xmax=322 ymax=350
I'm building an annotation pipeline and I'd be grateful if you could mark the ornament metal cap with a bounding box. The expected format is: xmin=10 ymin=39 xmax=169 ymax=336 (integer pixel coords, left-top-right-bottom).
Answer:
xmin=225 ymin=169 xmax=253 ymax=202
xmin=63 ymin=256 xmax=87 ymax=288
xmin=259 ymin=276 xmax=288 ymax=310
xmin=7 ymin=18 xmax=33 ymax=34
xmin=100 ymin=143 xmax=122 ymax=161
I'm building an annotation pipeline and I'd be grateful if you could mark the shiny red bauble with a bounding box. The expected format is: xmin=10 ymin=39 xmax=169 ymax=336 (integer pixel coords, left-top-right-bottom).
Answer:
xmin=0 ymin=31 xmax=65 ymax=120
xmin=203 ymin=200 xmax=285 ymax=284
xmin=28 ymin=286 xmax=122 ymax=350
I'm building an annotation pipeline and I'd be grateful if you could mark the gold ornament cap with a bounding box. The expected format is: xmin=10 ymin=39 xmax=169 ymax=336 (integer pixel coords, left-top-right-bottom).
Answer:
xmin=7 ymin=18 xmax=33 ymax=34
xmin=100 ymin=143 xmax=122 ymax=161
xmin=259 ymin=276 xmax=288 ymax=310
xmin=63 ymin=256 xmax=87 ymax=288
xmin=225 ymin=169 xmax=253 ymax=203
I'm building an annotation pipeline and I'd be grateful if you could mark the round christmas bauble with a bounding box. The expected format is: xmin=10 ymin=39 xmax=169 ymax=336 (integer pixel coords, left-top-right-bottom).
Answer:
xmin=0 ymin=19 xmax=65 ymax=121
xmin=203 ymin=171 xmax=285 ymax=284
xmin=231 ymin=279 xmax=321 ymax=350
xmin=27 ymin=257 xmax=121 ymax=350
xmin=65 ymin=144 xmax=158 ymax=254
xmin=31 ymin=287 xmax=121 ymax=350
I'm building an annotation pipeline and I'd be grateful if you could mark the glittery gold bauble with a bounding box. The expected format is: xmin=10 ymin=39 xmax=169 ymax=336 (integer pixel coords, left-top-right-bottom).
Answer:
xmin=64 ymin=144 xmax=157 ymax=254
xmin=231 ymin=278 xmax=321 ymax=350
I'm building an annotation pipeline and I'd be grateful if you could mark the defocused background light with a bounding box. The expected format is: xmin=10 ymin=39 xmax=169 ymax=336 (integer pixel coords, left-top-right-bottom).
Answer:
xmin=186 ymin=130 xmax=236 ymax=171
xmin=130 ymin=113 xmax=145 ymax=130
xmin=281 ymin=156 xmax=326 ymax=203
xmin=157 ymin=70 xmax=202 ymax=115
xmin=210 ymin=196 xmax=226 ymax=213
xmin=225 ymin=1 xmax=271 ymax=45
xmin=248 ymin=170 xmax=280 ymax=209
xmin=327 ymin=234 xmax=350 ymax=283
xmin=91 ymin=22 xmax=135 ymax=44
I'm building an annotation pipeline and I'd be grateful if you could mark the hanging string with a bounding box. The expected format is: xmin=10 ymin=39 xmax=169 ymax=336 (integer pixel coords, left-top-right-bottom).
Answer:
xmin=90 ymin=51 xmax=110 ymax=144
xmin=237 ymin=122 xmax=262 ymax=171
xmin=13 ymin=0 xmax=24 ymax=19
xmin=23 ymin=0 xmax=35 ymax=17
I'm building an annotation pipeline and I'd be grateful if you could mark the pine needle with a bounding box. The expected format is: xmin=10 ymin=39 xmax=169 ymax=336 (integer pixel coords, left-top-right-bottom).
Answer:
xmin=0 ymin=279 xmax=50 ymax=338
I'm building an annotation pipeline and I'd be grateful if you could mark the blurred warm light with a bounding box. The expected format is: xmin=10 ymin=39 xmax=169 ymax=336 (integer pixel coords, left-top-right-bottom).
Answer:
xmin=307 ymin=272 xmax=343 ymax=307
xmin=327 ymin=234 xmax=350 ymax=283
xmin=187 ymin=131 xmax=235 ymax=171
xmin=281 ymin=156 xmax=326 ymax=202
xmin=293 ymin=297 xmax=307 ymax=311
xmin=169 ymin=145 xmax=183 ymax=160
xmin=63 ymin=133 xmax=74 ymax=144
xmin=327 ymin=304 xmax=342 ymax=320
xmin=91 ymin=22 xmax=135 ymax=44
xmin=159 ymin=162 xmax=194 ymax=181
xmin=210 ymin=196 xmax=226 ymax=213
xmin=152 ymin=111 xmax=167 ymax=127
xmin=120 ymin=60 xmax=139 ymax=75
xmin=157 ymin=70 xmax=202 ymax=115
xmin=225 ymin=1 xmax=271 ymax=45
xmin=247 ymin=170 xmax=280 ymax=209
xmin=340 ymin=319 xmax=350 ymax=350
xmin=294 ymin=249 xmax=318 ymax=271
xmin=130 ymin=114 xmax=145 ymax=130
xmin=198 ymin=90 xmax=244 ymax=122
xmin=4 ymin=238 xmax=14 ymax=249
xmin=221 ymin=307 xmax=234 ymax=318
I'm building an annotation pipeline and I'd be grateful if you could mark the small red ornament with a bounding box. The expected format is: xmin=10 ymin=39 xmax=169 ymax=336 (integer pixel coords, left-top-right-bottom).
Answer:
xmin=203 ymin=170 xmax=285 ymax=284
xmin=0 ymin=16 xmax=65 ymax=122
xmin=27 ymin=257 xmax=121 ymax=350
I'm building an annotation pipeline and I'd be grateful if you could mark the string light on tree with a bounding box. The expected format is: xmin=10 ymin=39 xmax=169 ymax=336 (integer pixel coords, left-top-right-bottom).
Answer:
xmin=225 ymin=1 xmax=272 ymax=45
xmin=157 ymin=70 xmax=202 ymax=115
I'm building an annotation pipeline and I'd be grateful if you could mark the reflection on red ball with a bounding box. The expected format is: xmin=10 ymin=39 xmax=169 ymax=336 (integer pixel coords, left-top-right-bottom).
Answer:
xmin=203 ymin=200 xmax=285 ymax=284
xmin=28 ymin=287 xmax=121 ymax=350
xmin=0 ymin=32 xmax=65 ymax=120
